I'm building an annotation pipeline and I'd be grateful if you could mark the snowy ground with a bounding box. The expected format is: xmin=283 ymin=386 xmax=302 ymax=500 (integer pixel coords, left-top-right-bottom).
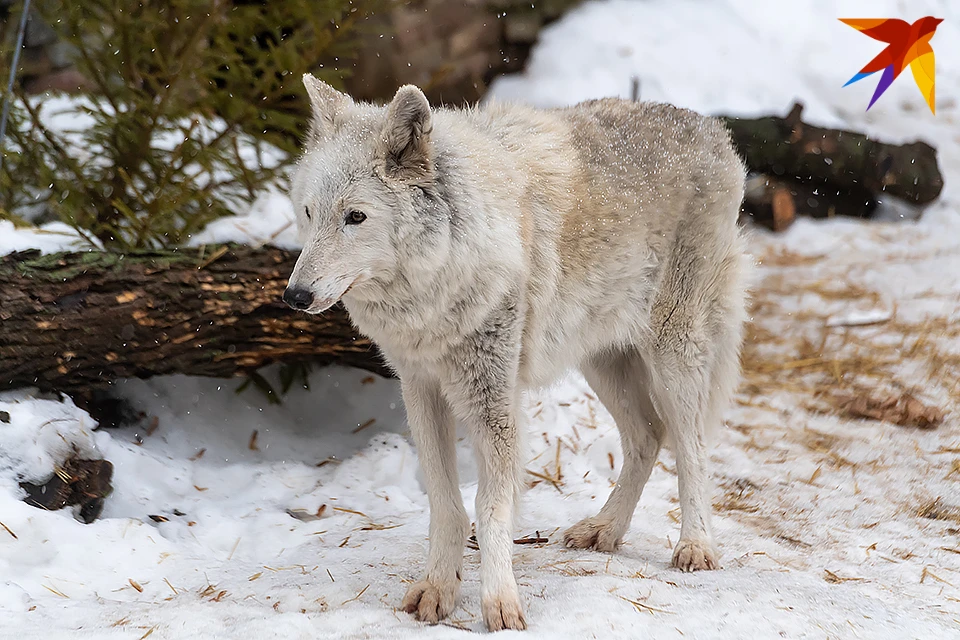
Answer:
xmin=2 ymin=0 xmax=960 ymax=638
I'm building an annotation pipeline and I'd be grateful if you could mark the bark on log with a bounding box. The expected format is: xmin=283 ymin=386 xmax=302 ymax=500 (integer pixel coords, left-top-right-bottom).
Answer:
xmin=742 ymin=174 xmax=878 ymax=232
xmin=0 ymin=246 xmax=391 ymax=393
xmin=722 ymin=102 xmax=944 ymax=206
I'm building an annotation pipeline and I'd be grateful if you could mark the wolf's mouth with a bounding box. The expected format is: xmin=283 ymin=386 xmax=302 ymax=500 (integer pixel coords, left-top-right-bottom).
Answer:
xmin=305 ymin=301 xmax=335 ymax=314
xmin=304 ymin=276 xmax=362 ymax=314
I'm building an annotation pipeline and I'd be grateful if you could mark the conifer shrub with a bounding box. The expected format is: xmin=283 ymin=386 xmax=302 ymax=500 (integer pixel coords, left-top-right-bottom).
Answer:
xmin=0 ymin=0 xmax=381 ymax=249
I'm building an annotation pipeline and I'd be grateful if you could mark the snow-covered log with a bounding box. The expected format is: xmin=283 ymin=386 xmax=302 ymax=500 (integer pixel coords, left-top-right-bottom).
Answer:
xmin=0 ymin=246 xmax=392 ymax=393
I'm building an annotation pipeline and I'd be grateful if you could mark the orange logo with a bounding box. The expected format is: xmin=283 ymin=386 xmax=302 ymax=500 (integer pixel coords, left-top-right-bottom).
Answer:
xmin=840 ymin=17 xmax=942 ymax=114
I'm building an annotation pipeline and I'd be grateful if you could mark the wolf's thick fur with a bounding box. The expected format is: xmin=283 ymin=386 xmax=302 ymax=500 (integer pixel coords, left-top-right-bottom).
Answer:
xmin=286 ymin=75 xmax=749 ymax=631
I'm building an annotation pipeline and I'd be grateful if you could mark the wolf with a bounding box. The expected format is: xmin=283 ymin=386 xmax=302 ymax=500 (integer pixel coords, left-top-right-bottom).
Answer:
xmin=283 ymin=74 xmax=749 ymax=632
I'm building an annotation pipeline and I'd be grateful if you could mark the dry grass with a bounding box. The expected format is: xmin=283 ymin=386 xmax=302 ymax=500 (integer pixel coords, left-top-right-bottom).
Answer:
xmin=714 ymin=478 xmax=761 ymax=514
xmin=618 ymin=594 xmax=673 ymax=614
xmin=42 ymin=584 xmax=69 ymax=598
xmin=739 ymin=248 xmax=957 ymax=424
xmin=823 ymin=569 xmax=865 ymax=584
xmin=341 ymin=584 xmax=369 ymax=606
xmin=917 ymin=498 xmax=960 ymax=524
xmin=920 ymin=566 xmax=954 ymax=586
xmin=543 ymin=558 xmax=600 ymax=577
xmin=527 ymin=438 xmax=565 ymax=493
xmin=0 ymin=521 xmax=17 ymax=539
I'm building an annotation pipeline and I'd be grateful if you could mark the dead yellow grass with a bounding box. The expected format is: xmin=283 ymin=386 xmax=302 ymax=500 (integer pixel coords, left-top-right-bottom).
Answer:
xmin=738 ymin=251 xmax=957 ymax=424
xmin=714 ymin=478 xmax=761 ymax=514
xmin=917 ymin=498 xmax=960 ymax=524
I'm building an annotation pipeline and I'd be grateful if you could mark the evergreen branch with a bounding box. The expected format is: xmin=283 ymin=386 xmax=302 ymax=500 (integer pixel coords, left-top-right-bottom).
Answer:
xmin=16 ymin=94 xmax=105 ymax=215
xmin=63 ymin=11 xmax=121 ymax=116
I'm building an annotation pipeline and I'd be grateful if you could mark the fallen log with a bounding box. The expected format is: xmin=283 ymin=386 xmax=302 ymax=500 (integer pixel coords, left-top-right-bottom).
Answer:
xmin=722 ymin=102 xmax=943 ymax=205
xmin=722 ymin=102 xmax=943 ymax=229
xmin=741 ymin=174 xmax=878 ymax=232
xmin=0 ymin=246 xmax=392 ymax=394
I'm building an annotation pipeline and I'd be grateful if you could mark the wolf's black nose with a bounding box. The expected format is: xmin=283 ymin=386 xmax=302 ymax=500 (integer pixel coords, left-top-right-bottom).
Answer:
xmin=283 ymin=287 xmax=314 ymax=310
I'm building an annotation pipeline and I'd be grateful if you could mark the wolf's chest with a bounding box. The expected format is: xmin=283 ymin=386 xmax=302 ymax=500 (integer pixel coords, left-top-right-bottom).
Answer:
xmin=518 ymin=278 xmax=657 ymax=389
xmin=343 ymin=297 xmax=483 ymax=374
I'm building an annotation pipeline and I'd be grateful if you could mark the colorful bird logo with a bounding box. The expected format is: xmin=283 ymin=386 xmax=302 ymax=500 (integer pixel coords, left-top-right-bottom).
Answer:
xmin=840 ymin=17 xmax=942 ymax=114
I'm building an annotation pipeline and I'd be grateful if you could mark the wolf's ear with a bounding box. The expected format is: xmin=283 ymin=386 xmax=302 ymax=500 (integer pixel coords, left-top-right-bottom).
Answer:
xmin=380 ymin=85 xmax=433 ymax=182
xmin=303 ymin=73 xmax=351 ymax=144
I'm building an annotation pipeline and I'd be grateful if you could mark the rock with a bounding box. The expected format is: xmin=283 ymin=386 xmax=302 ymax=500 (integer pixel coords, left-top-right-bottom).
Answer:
xmin=22 ymin=68 xmax=92 ymax=94
xmin=20 ymin=457 xmax=114 ymax=524
xmin=344 ymin=0 xmax=582 ymax=105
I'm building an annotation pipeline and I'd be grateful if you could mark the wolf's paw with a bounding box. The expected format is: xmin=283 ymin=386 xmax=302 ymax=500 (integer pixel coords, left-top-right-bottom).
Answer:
xmin=671 ymin=538 xmax=719 ymax=572
xmin=482 ymin=591 xmax=526 ymax=632
xmin=562 ymin=516 xmax=624 ymax=552
xmin=401 ymin=576 xmax=460 ymax=624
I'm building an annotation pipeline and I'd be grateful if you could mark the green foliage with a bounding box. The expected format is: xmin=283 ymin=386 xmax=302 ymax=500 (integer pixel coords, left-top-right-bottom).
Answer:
xmin=1 ymin=0 xmax=380 ymax=250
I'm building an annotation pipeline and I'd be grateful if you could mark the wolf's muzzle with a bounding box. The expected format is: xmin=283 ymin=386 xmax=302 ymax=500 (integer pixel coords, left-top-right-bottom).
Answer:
xmin=283 ymin=286 xmax=314 ymax=311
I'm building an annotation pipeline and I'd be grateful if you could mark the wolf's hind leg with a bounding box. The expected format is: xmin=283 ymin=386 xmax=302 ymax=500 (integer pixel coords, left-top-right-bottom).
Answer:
xmin=645 ymin=337 xmax=726 ymax=572
xmin=564 ymin=347 xmax=664 ymax=552
xmin=400 ymin=376 xmax=469 ymax=623
xmin=665 ymin=308 xmax=743 ymax=571
xmin=642 ymin=214 xmax=746 ymax=571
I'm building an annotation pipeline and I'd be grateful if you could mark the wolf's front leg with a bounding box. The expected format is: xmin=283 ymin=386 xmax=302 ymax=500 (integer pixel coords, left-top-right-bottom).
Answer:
xmin=443 ymin=300 xmax=526 ymax=632
xmin=400 ymin=375 xmax=470 ymax=623
xmin=470 ymin=406 xmax=525 ymax=631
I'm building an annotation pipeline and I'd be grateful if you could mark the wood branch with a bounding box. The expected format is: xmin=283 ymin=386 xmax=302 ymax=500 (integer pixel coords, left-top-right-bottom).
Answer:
xmin=0 ymin=246 xmax=392 ymax=393
xmin=722 ymin=102 xmax=944 ymax=206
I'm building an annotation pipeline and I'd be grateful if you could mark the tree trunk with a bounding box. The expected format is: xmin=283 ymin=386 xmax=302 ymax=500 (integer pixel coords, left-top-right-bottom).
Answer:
xmin=0 ymin=246 xmax=391 ymax=393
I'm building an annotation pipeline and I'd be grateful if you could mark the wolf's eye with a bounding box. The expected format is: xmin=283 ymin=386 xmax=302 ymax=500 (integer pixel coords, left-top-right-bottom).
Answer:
xmin=345 ymin=209 xmax=367 ymax=225
xmin=304 ymin=206 xmax=311 ymax=220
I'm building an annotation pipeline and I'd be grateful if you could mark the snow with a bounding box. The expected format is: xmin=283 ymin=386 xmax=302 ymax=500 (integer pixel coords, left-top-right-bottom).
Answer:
xmin=489 ymin=0 xmax=960 ymax=134
xmin=0 ymin=394 xmax=101 ymax=489
xmin=187 ymin=190 xmax=300 ymax=250
xmin=825 ymin=309 xmax=893 ymax=328
xmin=0 ymin=187 xmax=299 ymax=255
xmin=0 ymin=220 xmax=96 ymax=256
xmin=2 ymin=0 xmax=960 ymax=638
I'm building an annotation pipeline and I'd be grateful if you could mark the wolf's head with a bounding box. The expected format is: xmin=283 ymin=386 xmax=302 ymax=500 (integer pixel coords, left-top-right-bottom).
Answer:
xmin=283 ymin=75 xmax=451 ymax=314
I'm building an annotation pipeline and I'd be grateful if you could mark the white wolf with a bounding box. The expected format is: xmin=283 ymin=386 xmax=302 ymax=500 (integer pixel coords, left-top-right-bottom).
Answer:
xmin=284 ymin=74 xmax=749 ymax=632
